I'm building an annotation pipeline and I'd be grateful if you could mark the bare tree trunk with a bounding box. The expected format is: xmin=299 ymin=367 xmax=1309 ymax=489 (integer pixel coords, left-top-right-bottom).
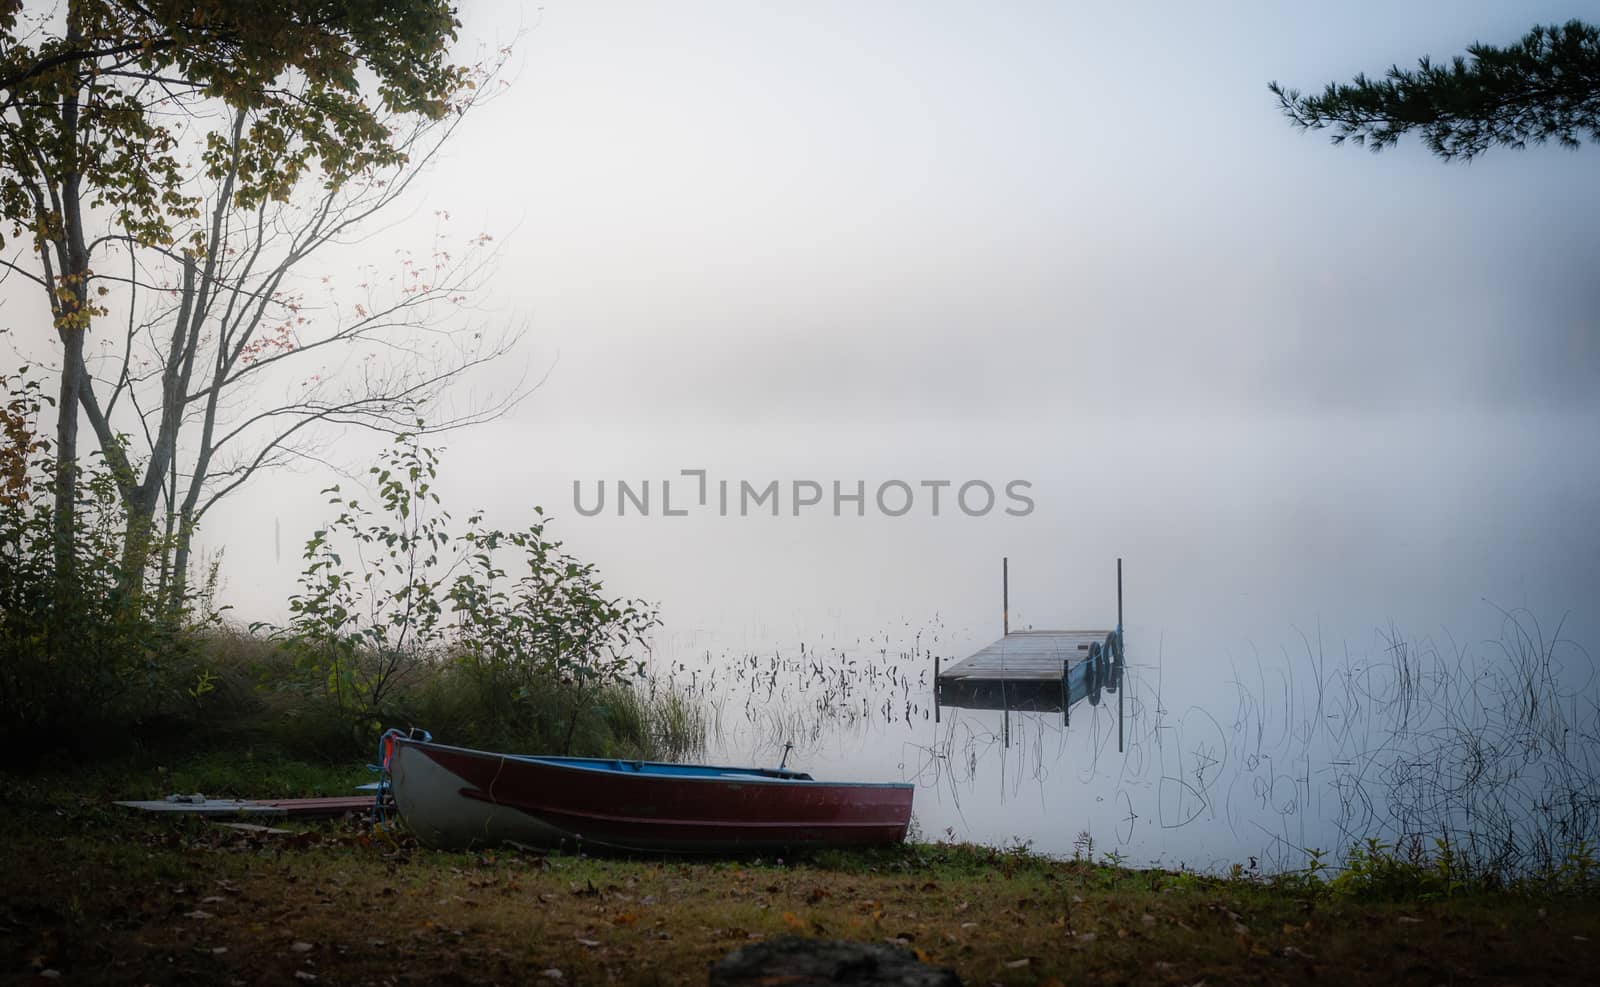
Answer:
xmin=49 ymin=58 xmax=88 ymax=651
xmin=155 ymin=454 xmax=178 ymax=603
xmin=164 ymin=349 xmax=219 ymax=613
xmin=118 ymin=493 xmax=156 ymax=597
xmin=168 ymin=504 xmax=196 ymax=613
xmin=52 ymin=325 xmax=82 ymax=590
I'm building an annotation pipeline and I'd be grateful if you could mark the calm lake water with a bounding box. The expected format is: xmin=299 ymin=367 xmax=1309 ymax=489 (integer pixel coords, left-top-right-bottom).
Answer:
xmin=646 ymin=613 xmax=1597 ymax=876
xmin=211 ymin=411 xmax=1600 ymax=875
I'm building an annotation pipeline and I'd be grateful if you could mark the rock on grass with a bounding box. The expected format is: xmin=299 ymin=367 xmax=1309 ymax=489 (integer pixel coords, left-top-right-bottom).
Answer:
xmin=710 ymin=936 xmax=962 ymax=987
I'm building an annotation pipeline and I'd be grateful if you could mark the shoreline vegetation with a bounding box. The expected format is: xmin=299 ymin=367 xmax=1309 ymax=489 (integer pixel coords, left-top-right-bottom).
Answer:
xmin=5 ymin=7 xmax=1600 ymax=982
xmin=4 ymin=428 xmax=1596 ymax=981
xmin=2 ymin=752 xmax=1597 ymax=984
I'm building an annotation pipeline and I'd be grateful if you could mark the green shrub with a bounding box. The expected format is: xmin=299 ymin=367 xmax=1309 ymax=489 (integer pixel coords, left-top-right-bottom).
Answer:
xmin=395 ymin=666 xmax=705 ymax=760
xmin=1 ymin=374 xmax=701 ymax=767
xmin=265 ymin=428 xmax=674 ymax=756
xmin=0 ymin=365 xmax=215 ymax=758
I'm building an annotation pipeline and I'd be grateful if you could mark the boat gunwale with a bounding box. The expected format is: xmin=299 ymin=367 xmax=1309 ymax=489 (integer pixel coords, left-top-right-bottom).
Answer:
xmin=396 ymin=737 xmax=914 ymax=790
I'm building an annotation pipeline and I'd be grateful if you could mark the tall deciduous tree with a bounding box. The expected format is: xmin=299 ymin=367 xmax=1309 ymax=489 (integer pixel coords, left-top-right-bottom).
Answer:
xmin=0 ymin=0 xmax=465 ymax=602
xmin=1270 ymin=20 xmax=1600 ymax=161
xmin=75 ymin=51 xmax=525 ymax=610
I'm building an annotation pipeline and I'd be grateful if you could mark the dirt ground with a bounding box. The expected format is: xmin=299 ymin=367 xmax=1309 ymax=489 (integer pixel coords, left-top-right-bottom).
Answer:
xmin=2 ymin=790 xmax=1597 ymax=986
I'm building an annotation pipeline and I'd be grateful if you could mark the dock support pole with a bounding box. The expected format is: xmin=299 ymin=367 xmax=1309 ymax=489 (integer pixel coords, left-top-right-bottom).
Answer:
xmin=1002 ymin=557 xmax=1009 ymax=636
xmin=933 ymin=655 xmax=940 ymax=724
xmin=1061 ymin=657 xmax=1069 ymax=726
xmin=1117 ymin=557 xmax=1124 ymax=754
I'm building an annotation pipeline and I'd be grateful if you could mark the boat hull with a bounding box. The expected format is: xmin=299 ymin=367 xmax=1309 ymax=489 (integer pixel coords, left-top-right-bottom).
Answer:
xmin=390 ymin=739 xmax=914 ymax=852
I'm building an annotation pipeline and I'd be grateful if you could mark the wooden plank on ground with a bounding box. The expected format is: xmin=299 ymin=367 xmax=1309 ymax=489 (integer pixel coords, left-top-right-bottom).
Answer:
xmin=215 ymin=822 xmax=293 ymax=834
xmin=114 ymin=798 xmax=288 ymax=817
xmin=115 ymin=795 xmax=373 ymax=818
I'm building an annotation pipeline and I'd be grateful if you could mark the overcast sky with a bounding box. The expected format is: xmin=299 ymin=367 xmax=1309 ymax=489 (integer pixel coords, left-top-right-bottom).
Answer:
xmin=438 ymin=0 xmax=1599 ymax=425
xmin=6 ymin=1 xmax=1598 ymax=672
xmin=388 ymin=0 xmax=1599 ymax=658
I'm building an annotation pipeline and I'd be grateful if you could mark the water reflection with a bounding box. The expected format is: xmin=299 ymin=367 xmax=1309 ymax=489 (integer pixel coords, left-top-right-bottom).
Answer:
xmin=646 ymin=610 xmax=1597 ymax=879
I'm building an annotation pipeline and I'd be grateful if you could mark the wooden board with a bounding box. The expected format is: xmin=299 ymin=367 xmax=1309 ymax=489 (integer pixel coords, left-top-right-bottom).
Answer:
xmin=215 ymin=822 xmax=293 ymax=834
xmin=939 ymin=630 xmax=1111 ymax=681
xmin=114 ymin=795 xmax=374 ymax=818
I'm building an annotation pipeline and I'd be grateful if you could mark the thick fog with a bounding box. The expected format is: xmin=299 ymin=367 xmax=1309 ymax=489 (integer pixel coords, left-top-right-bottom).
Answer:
xmin=6 ymin=0 xmax=1597 ymax=860
xmin=176 ymin=1 xmax=1599 ymax=644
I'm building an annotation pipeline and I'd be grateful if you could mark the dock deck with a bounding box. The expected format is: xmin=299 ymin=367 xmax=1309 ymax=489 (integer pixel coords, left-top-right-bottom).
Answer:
xmin=936 ymin=630 xmax=1115 ymax=713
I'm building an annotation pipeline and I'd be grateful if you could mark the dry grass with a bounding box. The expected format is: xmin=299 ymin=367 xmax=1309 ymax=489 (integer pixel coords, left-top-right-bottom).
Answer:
xmin=1 ymin=776 xmax=1596 ymax=985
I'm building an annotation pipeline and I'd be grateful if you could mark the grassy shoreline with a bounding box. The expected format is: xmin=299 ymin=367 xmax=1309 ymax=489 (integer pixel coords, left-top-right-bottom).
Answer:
xmin=2 ymin=756 xmax=1597 ymax=984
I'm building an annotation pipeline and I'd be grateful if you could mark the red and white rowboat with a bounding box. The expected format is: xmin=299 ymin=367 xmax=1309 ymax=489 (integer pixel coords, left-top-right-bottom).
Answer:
xmin=386 ymin=734 xmax=914 ymax=853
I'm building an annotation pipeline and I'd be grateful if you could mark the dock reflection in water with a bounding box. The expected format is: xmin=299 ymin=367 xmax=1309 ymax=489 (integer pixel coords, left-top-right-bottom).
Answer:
xmin=646 ymin=607 xmax=1597 ymax=882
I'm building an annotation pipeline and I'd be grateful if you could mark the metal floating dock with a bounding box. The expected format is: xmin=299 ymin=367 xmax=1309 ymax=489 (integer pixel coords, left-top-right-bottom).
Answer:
xmin=933 ymin=558 xmax=1127 ymax=748
xmin=935 ymin=629 xmax=1112 ymax=713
